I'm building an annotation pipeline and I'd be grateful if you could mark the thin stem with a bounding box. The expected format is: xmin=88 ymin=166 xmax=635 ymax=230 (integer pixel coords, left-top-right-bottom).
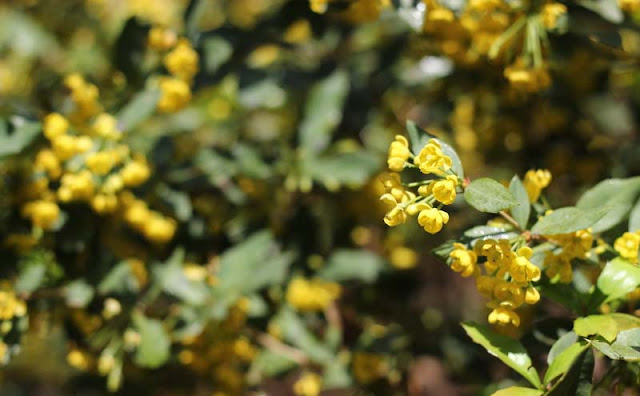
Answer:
xmin=489 ymin=16 xmax=527 ymax=59
xmin=499 ymin=210 xmax=522 ymax=231
xmin=255 ymin=332 xmax=309 ymax=365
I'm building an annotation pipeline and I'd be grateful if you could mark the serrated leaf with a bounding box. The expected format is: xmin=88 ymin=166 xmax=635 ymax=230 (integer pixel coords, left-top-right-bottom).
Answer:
xmin=116 ymin=89 xmax=160 ymax=131
xmin=65 ymin=279 xmax=94 ymax=308
xmin=462 ymin=322 xmax=542 ymax=388
xmin=592 ymin=328 xmax=640 ymax=361
xmin=299 ymin=70 xmax=349 ymax=154
xmin=132 ymin=312 xmax=170 ymax=369
xmin=509 ymin=175 xmax=530 ymax=229
xmin=491 ymin=387 xmax=543 ymax=396
xmin=464 ymin=178 xmax=518 ymax=214
xmin=318 ymin=249 xmax=385 ymax=283
xmin=544 ymin=342 xmax=588 ymax=385
xmin=596 ymin=258 xmax=640 ymax=303
xmin=531 ymin=207 xmax=607 ymax=235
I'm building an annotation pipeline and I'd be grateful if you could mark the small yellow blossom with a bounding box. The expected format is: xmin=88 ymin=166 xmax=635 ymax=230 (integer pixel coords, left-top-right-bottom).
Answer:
xmin=387 ymin=135 xmax=410 ymax=172
xmin=614 ymin=232 xmax=640 ymax=263
xmin=22 ymin=200 xmax=60 ymax=229
xmin=509 ymin=246 xmax=541 ymax=283
xmin=432 ymin=175 xmax=458 ymax=205
xmin=544 ymin=252 xmax=572 ymax=283
xmin=284 ymin=20 xmax=312 ymax=44
xmin=35 ymin=149 xmax=61 ymax=179
xmin=523 ymin=169 xmax=552 ymax=202
xmin=157 ymin=77 xmax=191 ymax=113
xmin=293 ymin=372 xmax=322 ymax=396
xmin=67 ymin=348 xmax=91 ymax=370
xmin=390 ymin=246 xmax=418 ymax=269
xmin=92 ymin=113 xmax=121 ymax=140
xmin=120 ymin=159 xmax=151 ymax=186
xmin=43 ymin=113 xmax=69 ymax=139
xmin=310 ymin=0 xmax=330 ymax=14
xmin=142 ymin=215 xmax=177 ymax=243
xmin=488 ymin=306 xmax=520 ymax=326
xmin=417 ymin=207 xmax=449 ymax=234
xmin=413 ymin=140 xmax=452 ymax=175
xmin=247 ymin=44 xmax=280 ymax=68
xmin=286 ymin=278 xmax=341 ymax=312
xmin=148 ymin=27 xmax=177 ymax=51
xmin=352 ymin=352 xmax=387 ymax=384
xmin=504 ymin=60 xmax=552 ymax=93
xmin=449 ymin=243 xmax=477 ymax=277
xmin=86 ymin=151 xmax=118 ymax=175
xmin=542 ymin=3 xmax=567 ymax=30
xmin=619 ymin=0 xmax=640 ymax=13
xmin=164 ymin=39 xmax=199 ymax=81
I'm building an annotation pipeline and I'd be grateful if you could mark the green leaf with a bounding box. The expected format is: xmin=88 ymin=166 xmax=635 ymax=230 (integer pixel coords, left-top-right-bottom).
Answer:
xmin=592 ymin=328 xmax=640 ymax=361
xmin=629 ymin=197 xmax=640 ymax=232
xmin=202 ymin=36 xmax=233 ymax=73
xmin=132 ymin=312 xmax=170 ymax=369
xmin=65 ymin=279 xmax=95 ymax=308
xmin=464 ymin=178 xmax=519 ymax=214
xmin=275 ymin=308 xmax=334 ymax=364
xmin=576 ymin=177 xmax=640 ymax=232
xmin=15 ymin=262 xmax=46 ymax=294
xmin=530 ymin=207 xmax=607 ymax=235
xmin=323 ymin=361 xmax=352 ymax=388
xmin=491 ymin=387 xmax=543 ymax=396
xmin=251 ymin=350 xmax=297 ymax=377
xmin=116 ymin=89 xmax=160 ymax=131
xmin=596 ymin=258 xmax=640 ymax=303
xmin=98 ymin=261 xmax=140 ymax=294
xmin=217 ymin=231 xmax=294 ymax=294
xmin=464 ymin=225 xmax=511 ymax=238
xmin=153 ymin=249 xmax=209 ymax=305
xmin=547 ymin=331 xmax=578 ymax=365
xmin=462 ymin=322 xmax=542 ymax=388
xmin=157 ymin=184 xmax=192 ymax=222
xmin=509 ymin=175 xmax=530 ymax=229
xmin=574 ymin=313 xmax=640 ymax=342
xmin=546 ymin=347 xmax=594 ymax=396
xmin=544 ymin=342 xmax=588 ymax=384
xmin=307 ymin=150 xmax=380 ymax=189
xmin=0 ymin=118 xmax=41 ymax=158
xmin=318 ymin=249 xmax=385 ymax=283
xmin=299 ymin=70 xmax=349 ymax=154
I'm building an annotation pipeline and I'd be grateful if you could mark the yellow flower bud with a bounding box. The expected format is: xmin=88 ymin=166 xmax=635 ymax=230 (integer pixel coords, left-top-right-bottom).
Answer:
xmin=92 ymin=113 xmax=121 ymax=140
xmin=143 ymin=215 xmax=177 ymax=243
xmin=524 ymin=286 xmax=540 ymax=305
xmin=390 ymin=246 xmax=418 ymax=269
xmin=148 ymin=27 xmax=177 ymax=51
xmin=52 ymin=134 xmax=77 ymax=160
xmin=488 ymin=306 xmax=520 ymax=326
xmin=293 ymin=372 xmax=322 ymax=396
xmin=157 ymin=77 xmax=191 ymax=113
xmin=120 ymin=159 xmax=151 ymax=187
xmin=22 ymin=200 xmax=60 ymax=229
xmin=523 ymin=169 xmax=552 ymax=202
xmin=164 ymin=39 xmax=199 ymax=81
xmin=387 ymin=135 xmax=410 ymax=172
xmin=35 ymin=149 xmax=61 ymax=179
xmin=614 ymin=232 xmax=640 ymax=263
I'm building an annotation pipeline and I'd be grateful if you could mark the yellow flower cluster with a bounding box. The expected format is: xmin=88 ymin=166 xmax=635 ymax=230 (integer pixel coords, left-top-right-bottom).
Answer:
xmin=544 ymin=229 xmax=593 ymax=283
xmin=523 ymin=168 xmax=552 ymax=202
xmin=381 ymin=138 xmax=458 ymax=234
xmin=541 ymin=2 xmax=567 ymax=30
xmin=504 ymin=59 xmax=552 ymax=93
xmin=0 ymin=284 xmax=27 ymax=349
xmin=614 ymin=231 xmax=640 ymax=263
xmin=352 ymin=352 xmax=388 ymax=384
xmin=449 ymin=240 xmax=541 ymax=326
xmin=285 ymin=278 xmax=341 ymax=312
xmin=22 ymin=91 xmax=176 ymax=243
xmin=65 ymin=74 xmax=103 ymax=121
xmin=149 ymin=30 xmax=199 ymax=113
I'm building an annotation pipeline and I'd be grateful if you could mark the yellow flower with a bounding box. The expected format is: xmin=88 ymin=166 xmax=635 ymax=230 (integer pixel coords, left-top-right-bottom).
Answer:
xmin=413 ymin=140 xmax=452 ymax=175
xmin=147 ymin=27 xmax=177 ymax=51
xmin=92 ymin=113 xmax=121 ymax=140
xmin=504 ymin=60 xmax=552 ymax=93
xmin=544 ymin=252 xmax=572 ymax=283
xmin=43 ymin=113 xmax=69 ymax=139
xmin=509 ymin=246 xmax=541 ymax=283
xmin=523 ymin=169 xmax=552 ymax=202
xmin=417 ymin=207 xmax=449 ymax=234
xmin=488 ymin=306 xmax=520 ymax=326
xmin=157 ymin=77 xmax=191 ymax=113
xmin=387 ymin=135 xmax=410 ymax=172
xmin=552 ymin=229 xmax=593 ymax=259
xmin=52 ymin=134 xmax=77 ymax=160
xmin=284 ymin=20 xmax=312 ymax=44
xmin=619 ymin=0 xmax=640 ymax=13
xmin=493 ymin=280 xmax=524 ymax=307
xmin=310 ymin=0 xmax=330 ymax=14
xmin=293 ymin=372 xmax=322 ymax=396
xmin=142 ymin=214 xmax=177 ymax=243
xmin=542 ymin=3 xmax=567 ymax=30
xmin=91 ymin=194 xmax=118 ymax=214
xmin=67 ymin=348 xmax=91 ymax=371
xmin=164 ymin=39 xmax=199 ymax=81
xmin=450 ymin=243 xmax=477 ymax=277
xmin=247 ymin=44 xmax=280 ymax=68
xmin=120 ymin=159 xmax=151 ymax=187
xmin=22 ymin=200 xmax=60 ymax=229
xmin=476 ymin=275 xmax=497 ymax=298
xmin=467 ymin=0 xmax=503 ymax=12
xmin=389 ymin=246 xmax=418 ymax=269
xmin=35 ymin=149 xmax=61 ymax=179
xmin=286 ymin=278 xmax=341 ymax=312
xmin=524 ymin=286 xmax=540 ymax=304
xmin=58 ymin=170 xmax=94 ymax=202
xmin=432 ymin=175 xmax=458 ymax=205
xmin=614 ymin=232 xmax=640 ymax=263
xmin=86 ymin=151 xmax=117 ymax=175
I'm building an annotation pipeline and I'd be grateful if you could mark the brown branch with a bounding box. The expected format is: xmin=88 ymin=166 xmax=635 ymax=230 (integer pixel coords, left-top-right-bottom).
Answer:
xmin=255 ymin=332 xmax=309 ymax=365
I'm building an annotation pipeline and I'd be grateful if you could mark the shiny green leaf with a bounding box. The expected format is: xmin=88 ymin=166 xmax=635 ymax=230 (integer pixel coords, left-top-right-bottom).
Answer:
xmin=464 ymin=178 xmax=518 ymax=213
xmin=509 ymin=175 xmax=530 ymax=229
